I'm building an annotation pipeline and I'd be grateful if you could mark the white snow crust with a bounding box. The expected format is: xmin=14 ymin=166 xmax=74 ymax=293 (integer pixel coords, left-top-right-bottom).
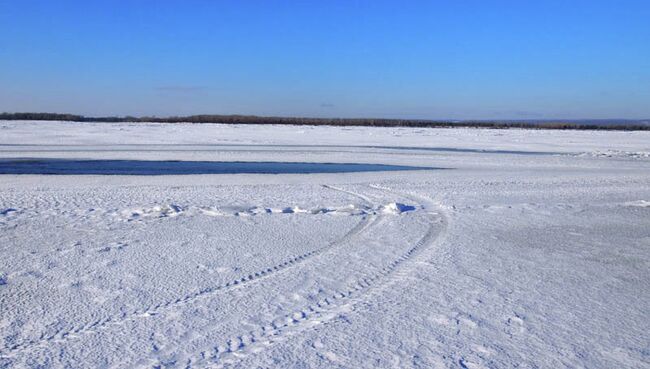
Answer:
xmin=1 ymin=121 xmax=649 ymax=368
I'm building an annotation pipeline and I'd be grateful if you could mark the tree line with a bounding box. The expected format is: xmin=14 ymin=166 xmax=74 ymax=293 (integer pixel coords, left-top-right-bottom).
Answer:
xmin=1 ymin=112 xmax=648 ymax=131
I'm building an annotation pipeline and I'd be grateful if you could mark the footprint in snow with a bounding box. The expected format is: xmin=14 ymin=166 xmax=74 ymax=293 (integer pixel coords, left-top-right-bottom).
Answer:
xmin=505 ymin=314 xmax=526 ymax=336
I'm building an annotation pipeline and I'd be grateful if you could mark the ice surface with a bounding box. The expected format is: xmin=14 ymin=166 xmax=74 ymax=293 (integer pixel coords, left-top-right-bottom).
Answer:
xmin=0 ymin=121 xmax=649 ymax=368
xmin=0 ymin=159 xmax=435 ymax=175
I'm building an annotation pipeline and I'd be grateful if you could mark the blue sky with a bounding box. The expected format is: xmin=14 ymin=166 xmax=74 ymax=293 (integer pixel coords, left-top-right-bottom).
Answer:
xmin=1 ymin=0 xmax=649 ymax=119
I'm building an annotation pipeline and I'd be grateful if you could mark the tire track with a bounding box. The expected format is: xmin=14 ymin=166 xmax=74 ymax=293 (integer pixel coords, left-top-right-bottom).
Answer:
xmin=321 ymin=184 xmax=374 ymax=204
xmin=181 ymin=185 xmax=446 ymax=369
xmin=2 ymin=186 xmax=379 ymax=355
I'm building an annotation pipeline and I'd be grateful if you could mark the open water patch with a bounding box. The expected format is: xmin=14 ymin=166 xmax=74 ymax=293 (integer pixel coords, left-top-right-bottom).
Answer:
xmin=0 ymin=159 xmax=441 ymax=175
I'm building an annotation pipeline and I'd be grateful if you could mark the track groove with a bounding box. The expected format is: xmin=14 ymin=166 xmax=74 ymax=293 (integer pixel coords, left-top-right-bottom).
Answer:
xmin=3 ymin=186 xmax=378 ymax=355
xmin=181 ymin=185 xmax=447 ymax=368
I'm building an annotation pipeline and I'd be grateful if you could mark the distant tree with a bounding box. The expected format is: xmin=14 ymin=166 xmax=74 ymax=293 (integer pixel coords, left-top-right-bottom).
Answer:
xmin=0 ymin=112 xmax=646 ymax=131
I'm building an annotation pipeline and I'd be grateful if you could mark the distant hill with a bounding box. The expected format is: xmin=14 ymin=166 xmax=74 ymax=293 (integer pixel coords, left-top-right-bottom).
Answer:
xmin=1 ymin=112 xmax=649 ymax=131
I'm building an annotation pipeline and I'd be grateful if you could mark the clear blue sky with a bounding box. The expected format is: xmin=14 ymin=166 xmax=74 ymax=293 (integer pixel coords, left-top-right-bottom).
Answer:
xmin=1 ymin=0 xmax=649 ymax=119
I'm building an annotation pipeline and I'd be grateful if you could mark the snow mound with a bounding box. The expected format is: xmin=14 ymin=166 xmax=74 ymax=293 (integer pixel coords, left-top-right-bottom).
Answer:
xmin=331 ymin=204 xmax=372 ymax=216
xmin=277 ymin=206 xmax=312 ymax=214
xmin=379 ymin=202 xmax=416 ymax=214
xmin=623 ymin=200 xmax=650 ymax=208
xmin=117 ymin=202 xmax=418 ymax=220
xmin=122 ymin=204 xmax=183 ymax=220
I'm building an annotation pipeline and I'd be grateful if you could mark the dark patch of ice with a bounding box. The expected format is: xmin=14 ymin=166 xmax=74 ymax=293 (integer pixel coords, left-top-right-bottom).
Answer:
xmin=0 ymin=159 xmax=442 ymax=175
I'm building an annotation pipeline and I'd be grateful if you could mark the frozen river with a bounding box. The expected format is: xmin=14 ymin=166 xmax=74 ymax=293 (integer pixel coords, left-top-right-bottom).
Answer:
xmin=1 ymin=121 xmax=649 ymax=368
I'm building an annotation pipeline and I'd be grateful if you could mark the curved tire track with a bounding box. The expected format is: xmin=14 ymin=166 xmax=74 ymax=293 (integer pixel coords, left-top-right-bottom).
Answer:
xmin=184 ymin=185 xmax=447 ymax=368
xmin=3 ymin=186 xmax=379 ymax=355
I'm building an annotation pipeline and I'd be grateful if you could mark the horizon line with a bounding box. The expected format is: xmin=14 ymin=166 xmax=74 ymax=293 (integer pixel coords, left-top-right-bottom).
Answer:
xmin=2 ymin=112 xmax=649 ymax=123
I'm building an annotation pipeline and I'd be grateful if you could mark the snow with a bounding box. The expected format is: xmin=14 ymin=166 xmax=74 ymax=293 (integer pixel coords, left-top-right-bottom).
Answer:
xmin=1 ymin=121 xmax=649 ymax=368
xmin=379 ymin=202 xmax=417 ymax=214
xmin=623 ymin=200 xmax=650 ymax=208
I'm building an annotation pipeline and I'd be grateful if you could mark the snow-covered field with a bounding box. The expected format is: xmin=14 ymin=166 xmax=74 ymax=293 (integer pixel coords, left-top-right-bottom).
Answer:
xmin=1 ymin=121 xmax=649 ymax=368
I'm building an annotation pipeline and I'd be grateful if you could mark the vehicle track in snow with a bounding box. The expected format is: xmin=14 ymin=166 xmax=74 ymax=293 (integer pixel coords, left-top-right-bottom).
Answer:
xmin=2 ymin=186 xmax=378 ymax=356
xmin=181 ymin=185 xmax=447 ymax=369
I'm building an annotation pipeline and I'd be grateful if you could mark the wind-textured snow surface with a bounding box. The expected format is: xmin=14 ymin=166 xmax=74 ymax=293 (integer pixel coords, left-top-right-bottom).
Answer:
xmin=1 ymin=121 xmax=649 ymax=369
